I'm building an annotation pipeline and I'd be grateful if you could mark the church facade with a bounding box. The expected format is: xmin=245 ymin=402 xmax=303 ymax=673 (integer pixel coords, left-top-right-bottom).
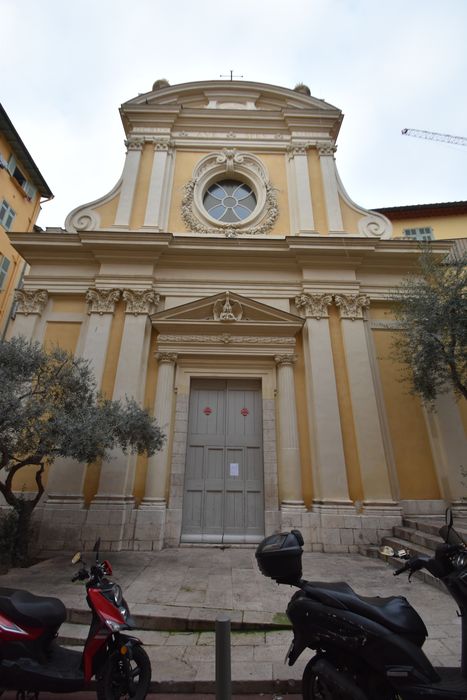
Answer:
xmin=7 ymin=80 xmax=467 ymax=553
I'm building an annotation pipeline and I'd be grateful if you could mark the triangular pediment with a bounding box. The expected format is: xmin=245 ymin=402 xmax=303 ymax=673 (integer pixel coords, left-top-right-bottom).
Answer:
xmin=151 ymin=291 xmax=303 ymax=336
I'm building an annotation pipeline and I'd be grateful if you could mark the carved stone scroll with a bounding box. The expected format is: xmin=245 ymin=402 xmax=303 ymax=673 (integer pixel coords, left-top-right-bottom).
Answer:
xmin=86 ymin=288 xmax=121 ymax=315
xmin=334 ymin=294 xmax=370 ymax=321
xmin=122 ymin=289 xmax=160 ymax=315
xmin=14 ymin=289 xmax=48 ymax=316
xmin=295 ymin=293 xmax=333 ymax=320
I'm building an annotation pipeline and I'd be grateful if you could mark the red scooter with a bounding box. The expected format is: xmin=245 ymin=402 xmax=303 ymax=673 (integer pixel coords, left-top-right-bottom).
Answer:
xmin=0 ymin=539 xmax=151 ymax=699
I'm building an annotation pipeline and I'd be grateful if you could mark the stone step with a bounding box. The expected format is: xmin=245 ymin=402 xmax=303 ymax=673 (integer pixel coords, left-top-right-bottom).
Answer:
xmin=66 ymin=605 xmax=291 ymax=632
xmin=379 ymin=535 xmax=445 ymax=592
xmin=57 ymin=623 xmax=303 ymax=693
xmin=404 ymin=517 xmax=467 ymax=541
xmin=394 ymin=526 xmax=444 ymax=552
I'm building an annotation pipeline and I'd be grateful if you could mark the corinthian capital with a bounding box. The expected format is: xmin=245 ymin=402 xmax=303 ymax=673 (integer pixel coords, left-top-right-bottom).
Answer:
xmin=122 ymin=289 xmax=160 ymax=315
xmin=14 ymin=289 xmax=48 ymax=316
xmin=286 ymin=142 xmax=309 ymax=159
xmin=334 ymin=294 xmax=370 ymax=321
xmin=125 ymin=137 xmax=144 ymax=152
xmin=155 ymin=352 xmax=178 ymax=365
xmin=153 ymin=137 xmax=174 ymax=153
xmin=295 ymin=293 xmax=333 ymax=320
xmin=86 ymin=288 xmax=121 ymax=315
xmin=318 ymin=142 xmax=337 ymax=157
xmin=274 ymin=353 xmax=297 ymax=367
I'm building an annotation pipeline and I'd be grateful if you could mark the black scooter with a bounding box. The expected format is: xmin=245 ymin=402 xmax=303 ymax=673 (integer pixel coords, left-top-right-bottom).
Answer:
xmin=256 ymin=511 xmax=467 ymax=699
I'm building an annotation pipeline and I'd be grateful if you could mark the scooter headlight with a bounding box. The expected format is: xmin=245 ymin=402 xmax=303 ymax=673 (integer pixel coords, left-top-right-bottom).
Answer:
xmin=112 ymin=584 xmax=123 ymax=607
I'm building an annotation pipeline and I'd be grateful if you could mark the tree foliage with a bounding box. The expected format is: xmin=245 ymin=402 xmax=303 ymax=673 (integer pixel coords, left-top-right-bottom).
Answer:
xmin=0 ymin=337 xmax=165 ymax=517
xmin=391 ymin=244 xmax=467 ymax=404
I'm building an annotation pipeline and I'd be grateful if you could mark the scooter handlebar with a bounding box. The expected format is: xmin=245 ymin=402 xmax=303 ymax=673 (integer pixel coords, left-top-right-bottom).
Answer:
xmin=393 ymin=556 xmax=428 ymax=578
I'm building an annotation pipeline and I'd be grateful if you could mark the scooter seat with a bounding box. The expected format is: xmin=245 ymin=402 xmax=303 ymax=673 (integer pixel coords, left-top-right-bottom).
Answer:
xmin=303 ymin=581 xmax=427 ymax=646
xmin=0 ymin=587 xmax=66 ymax=629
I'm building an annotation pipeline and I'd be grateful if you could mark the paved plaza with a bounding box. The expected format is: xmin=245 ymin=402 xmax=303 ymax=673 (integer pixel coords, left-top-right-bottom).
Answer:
xmin=0 ymin=547 xmax=461 ymax=691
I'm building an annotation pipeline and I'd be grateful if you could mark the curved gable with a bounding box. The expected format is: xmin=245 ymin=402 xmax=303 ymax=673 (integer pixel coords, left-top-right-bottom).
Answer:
xmin=123 ymin=80 xmax=341 ymax=114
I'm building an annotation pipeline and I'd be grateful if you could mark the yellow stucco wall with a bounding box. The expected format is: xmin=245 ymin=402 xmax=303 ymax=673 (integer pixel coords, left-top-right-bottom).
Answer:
xmin=0 ymin=134 xmax=42 ymax=234
xmin=294 ymin=333 xmax=313 ymax=505
xmin=94 ymin=191 xmax=119 ymax=228
xmin=372 ymin=324 xmax=440 ymax=500
xmin=389 ymin=214 xmax=467 ymax=240
xmin=168 ymin=150 xmax=290 ymax=235
xmin=339 ymin=196 xmax=363 ymax=234
xmin=13 ymin=319 xmax=82 ymax=494
xmin=328 ymin=307 xmax=364 ymax=502
xmin=0 ymin=133 xmax=43 ymax=334
xmin=52 ymin=296 xmax=86 ymax=313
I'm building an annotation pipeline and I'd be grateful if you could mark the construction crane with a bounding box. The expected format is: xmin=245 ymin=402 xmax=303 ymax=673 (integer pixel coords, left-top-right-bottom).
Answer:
xmin=401 ymin=128 xmax=467 ymax=147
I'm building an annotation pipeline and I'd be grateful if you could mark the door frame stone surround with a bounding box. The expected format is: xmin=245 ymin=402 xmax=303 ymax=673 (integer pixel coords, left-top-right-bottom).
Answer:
xmin=164 ymin=360 xmax=280 ymax=547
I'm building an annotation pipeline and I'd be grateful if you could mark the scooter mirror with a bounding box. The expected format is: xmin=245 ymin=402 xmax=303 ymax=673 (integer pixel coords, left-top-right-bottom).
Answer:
xmin=71 ymin=552 xmax=81 ymax=565
xmin=93 ymin=537 xmax=101 ymax=561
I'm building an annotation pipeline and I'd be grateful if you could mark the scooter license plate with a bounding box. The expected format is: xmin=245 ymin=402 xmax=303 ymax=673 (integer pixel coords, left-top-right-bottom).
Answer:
xmin=285 ymin=639 xmax=294 ymax=664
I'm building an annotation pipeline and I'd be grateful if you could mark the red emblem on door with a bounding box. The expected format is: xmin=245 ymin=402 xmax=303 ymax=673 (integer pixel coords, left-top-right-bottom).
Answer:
xmin=203 ymin=407 xmax=212 ymax=415
xmin=241 ymin=407 xmax=249 ymax=416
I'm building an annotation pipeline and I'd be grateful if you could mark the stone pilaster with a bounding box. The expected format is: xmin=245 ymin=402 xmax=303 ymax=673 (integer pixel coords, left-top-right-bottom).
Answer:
xmin=286 ymin=143 xmax=315 ymax=234
xmin=318 ymin=143 xmax=344 ymax=232
xmin=424 ymin=392 xmax=467 ymax=509
xmin=114 ymin=137 xmax=144 ymax=227
xmin=85 ymin=288 xmax=160 ymax=550
xmin=143 ymin=139 xmax=174 ymax=230
xmin=40 ymin=288 xmax=122 ymax=551
xmin=295 ymin=293 xmax=352 ymax=508
xmin=274 ymin=354 xmax=306 ymax=512
xmin=335 ymin=294 xmax=394 ymax=506
xmin=8 ymin=289 xmax=48 ymax=340
xmin=135 ymin=352 xmax=178 ymax=551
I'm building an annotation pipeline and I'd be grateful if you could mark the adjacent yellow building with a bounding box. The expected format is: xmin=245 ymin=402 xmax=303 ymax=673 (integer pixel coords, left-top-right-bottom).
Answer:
xmin=0 ymin=104 xmax=53 ymax=337
xmin=6 ymin=80 xmax=467 ymax=552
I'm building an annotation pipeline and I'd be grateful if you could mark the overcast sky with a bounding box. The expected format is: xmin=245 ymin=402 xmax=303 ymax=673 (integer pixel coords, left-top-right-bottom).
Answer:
xmin=3 ymin=0 xmax=467 ymax=229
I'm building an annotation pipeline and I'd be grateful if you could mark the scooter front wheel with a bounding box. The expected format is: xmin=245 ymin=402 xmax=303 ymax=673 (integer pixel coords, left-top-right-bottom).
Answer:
xmin=96 ymin=645 xmax=151 ymax=700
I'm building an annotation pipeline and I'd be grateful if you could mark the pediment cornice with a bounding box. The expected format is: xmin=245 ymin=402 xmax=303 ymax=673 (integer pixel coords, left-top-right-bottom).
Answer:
xmin=151 ymin=290 xmax=303 ymax=337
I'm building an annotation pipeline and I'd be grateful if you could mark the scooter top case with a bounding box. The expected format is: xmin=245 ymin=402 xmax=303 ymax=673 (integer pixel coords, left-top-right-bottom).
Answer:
xmin=0 ymin=587 xmax=66 ymax=662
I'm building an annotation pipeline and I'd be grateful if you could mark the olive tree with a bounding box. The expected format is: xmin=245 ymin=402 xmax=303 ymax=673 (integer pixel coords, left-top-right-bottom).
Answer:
xmin=0 ymin=337 xmax=164 ymax=563
xmin=391 ymin=243 xmax=466 ymax=404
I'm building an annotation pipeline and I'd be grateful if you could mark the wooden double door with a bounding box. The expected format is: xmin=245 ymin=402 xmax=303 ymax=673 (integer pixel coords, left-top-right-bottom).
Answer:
xmin=181 ymin=378 xmax=265 ymax=543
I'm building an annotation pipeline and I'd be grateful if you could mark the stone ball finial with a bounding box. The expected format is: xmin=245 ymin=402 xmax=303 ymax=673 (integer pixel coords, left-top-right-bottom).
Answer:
xmin=293 ymin=82 xmax=311 ymax=96
xmin=152 ymin=79 xmax=170 ymax=90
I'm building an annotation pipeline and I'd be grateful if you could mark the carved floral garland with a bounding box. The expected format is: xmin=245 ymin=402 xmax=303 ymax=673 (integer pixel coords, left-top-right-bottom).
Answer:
xmin=181 ymin=179 xmax=278 ymax=237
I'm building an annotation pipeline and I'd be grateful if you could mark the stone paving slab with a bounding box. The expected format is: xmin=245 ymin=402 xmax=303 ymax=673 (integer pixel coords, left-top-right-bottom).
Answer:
xmin=0 ymin=547 xmax=462 ymax=690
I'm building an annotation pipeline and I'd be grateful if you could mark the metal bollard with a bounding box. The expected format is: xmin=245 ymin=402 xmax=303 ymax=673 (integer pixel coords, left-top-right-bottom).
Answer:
xmin=215 ymin=614 xmax=232 ymax=700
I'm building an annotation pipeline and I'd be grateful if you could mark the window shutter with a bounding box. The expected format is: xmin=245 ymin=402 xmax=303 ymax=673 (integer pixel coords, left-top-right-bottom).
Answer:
xmin=7 ymin=155 xmax=16 ymax=175
xmin=23 ymin=181 xmax=36 ymax=201
xmin=0 ymin=256 xmax=11 ymax=290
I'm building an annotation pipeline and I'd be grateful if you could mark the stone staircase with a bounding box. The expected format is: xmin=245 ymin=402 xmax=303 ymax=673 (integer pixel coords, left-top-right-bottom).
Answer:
xmin=365 ymin=516 xmax=467 ymax=591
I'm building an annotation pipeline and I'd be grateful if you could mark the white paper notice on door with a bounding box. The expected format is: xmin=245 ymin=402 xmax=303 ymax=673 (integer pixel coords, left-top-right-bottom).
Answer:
xmin=229 ymin=463 xmax=239 ymax=477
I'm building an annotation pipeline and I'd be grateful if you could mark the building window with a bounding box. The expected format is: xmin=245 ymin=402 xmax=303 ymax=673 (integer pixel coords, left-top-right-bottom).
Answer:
xmin=0 ymin=200 xmax=16 ymax=231
xmin=0 ymin=256 xmax=11 ymax=290
xmin=7 ymin=155 xmax=36 ymax=201
xmin=203 ymin=180 xmax=257 ymax=223
xmin=403 ymin=227 xmax=434 ymax=241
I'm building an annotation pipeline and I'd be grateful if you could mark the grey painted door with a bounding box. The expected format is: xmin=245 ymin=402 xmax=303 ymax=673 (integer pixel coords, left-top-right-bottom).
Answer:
xmin=181 ymin=378 xmax=264 ymax=543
